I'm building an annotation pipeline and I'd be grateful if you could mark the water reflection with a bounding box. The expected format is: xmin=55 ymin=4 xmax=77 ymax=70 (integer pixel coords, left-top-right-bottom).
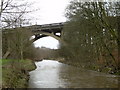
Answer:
xmin=29 ymin=60 xmax=119 ymax=88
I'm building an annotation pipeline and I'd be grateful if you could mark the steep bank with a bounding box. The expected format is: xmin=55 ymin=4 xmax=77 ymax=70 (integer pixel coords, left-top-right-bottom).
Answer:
xmin=2 ymin=59 xmax=36 ymax=88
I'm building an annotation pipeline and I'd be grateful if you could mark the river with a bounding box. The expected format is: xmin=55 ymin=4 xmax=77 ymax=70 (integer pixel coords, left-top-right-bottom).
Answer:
xmin=29 ymin=60 xmax=119 ymax=88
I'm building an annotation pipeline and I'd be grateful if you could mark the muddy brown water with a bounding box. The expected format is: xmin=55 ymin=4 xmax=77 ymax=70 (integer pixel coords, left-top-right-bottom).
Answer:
xmin=29 ymin=60 xmax=119 ymax=88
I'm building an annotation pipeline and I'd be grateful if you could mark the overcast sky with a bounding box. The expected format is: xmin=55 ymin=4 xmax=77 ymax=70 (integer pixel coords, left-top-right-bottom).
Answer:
xmin=28 ymin=0 xmax=71 ymax=49
xmin=29 ymin=0 xmax=70 ymax=25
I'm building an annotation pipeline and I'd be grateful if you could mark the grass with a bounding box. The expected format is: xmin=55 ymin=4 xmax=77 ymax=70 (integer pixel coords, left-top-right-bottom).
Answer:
xmin=2 ymin=59 xmax=36 ymax=88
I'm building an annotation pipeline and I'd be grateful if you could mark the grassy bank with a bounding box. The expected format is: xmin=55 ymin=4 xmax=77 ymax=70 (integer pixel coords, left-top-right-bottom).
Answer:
xmin=1 ymin=59 xmax=36 ymax=88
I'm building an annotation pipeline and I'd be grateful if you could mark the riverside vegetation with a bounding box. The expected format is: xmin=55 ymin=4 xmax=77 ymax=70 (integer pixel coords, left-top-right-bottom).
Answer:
xmin=2 ymin=59 xmax=36 ymax=88
xmin=57 ymin=1 xmax=120 ymax=75
xmin=1 ymin=0 xmax=45 ymax=87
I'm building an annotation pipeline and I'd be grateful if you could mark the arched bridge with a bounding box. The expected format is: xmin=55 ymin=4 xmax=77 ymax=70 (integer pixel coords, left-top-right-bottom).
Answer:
xmin=2 ymin=22 xmax=66 ymax=59
xmin=28 ymin=22 xmax=65 ymax=43
xmin=3 ymin=22 xmax=66 ymax=44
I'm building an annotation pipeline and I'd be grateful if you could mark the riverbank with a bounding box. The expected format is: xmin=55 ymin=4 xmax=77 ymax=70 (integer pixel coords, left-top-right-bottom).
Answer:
xmin=57 ymin=58 xmax=120 ymax=75
xmin=2 ymin=59 xmax=36 ymax=88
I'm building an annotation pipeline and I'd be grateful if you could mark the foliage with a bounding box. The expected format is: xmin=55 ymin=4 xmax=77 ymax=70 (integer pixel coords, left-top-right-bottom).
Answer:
xmin=59 ymin=1 xmax=119 ymax=74
xmin=2 ymin=27 xmax=36 ymax=59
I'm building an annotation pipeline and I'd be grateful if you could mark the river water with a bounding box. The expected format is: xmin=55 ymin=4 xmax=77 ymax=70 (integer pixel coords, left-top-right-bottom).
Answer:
xmin=29 ymin=60 xmax=119 ymax=88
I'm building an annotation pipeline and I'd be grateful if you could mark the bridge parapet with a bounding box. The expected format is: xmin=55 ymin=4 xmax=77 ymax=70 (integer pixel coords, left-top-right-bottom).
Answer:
xmin=30 ymin=22 xmax=64 ymax=32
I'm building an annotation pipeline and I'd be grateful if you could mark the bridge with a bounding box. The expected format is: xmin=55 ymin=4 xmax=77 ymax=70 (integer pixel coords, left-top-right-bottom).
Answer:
xmin=2 ymin=22 xmax=66 ymax=59
xmin=2 ymin=22 xmax=66 ymax=44
xmin=28 ymin=22 xmax=64 ymax=42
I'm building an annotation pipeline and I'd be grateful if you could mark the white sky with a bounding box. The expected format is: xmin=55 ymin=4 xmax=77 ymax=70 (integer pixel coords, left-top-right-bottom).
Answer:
xmin=30 ymin=0 xmax=70 ymax=24
xmin=28 ymin=0 xmax=71 ymax=49
xmin=34 ymin=36 xmax=59 ymax=49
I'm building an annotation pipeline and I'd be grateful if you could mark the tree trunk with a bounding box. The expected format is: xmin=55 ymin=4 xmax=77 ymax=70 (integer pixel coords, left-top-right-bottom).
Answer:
xmin=2 ymin=50 xmax=10 ymax=59
xmin=20 ymin=50 xmax=23 ymax=60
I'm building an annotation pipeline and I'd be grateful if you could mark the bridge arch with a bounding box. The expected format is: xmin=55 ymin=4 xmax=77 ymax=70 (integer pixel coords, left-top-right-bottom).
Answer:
xmin=33 ymin=32 xmax=62 ymax=42
xmin=31 ymin=32 xmax=66 ymax=45
xmin=30 ymin=22 xmax=66 ymax=45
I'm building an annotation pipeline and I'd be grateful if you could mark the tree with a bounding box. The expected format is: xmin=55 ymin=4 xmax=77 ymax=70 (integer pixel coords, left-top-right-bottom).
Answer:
xmin=0 ymin=0 xmax=32 ymax=28
xmin=1 ymin=0 xmax=34 ymax=59
xmin=59 ymin=1 xmax=119 ymax=73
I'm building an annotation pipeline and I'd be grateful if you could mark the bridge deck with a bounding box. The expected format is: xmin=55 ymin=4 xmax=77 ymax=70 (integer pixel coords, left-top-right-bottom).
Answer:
xmin=2 ymin=22 xmax=64 ymax=34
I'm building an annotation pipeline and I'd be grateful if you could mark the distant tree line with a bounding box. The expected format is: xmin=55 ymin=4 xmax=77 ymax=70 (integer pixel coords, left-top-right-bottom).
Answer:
xmin=33 ymin=47 xmax=58 ymax=60
xmin=58 ymin=1 xmax=120 ymax=74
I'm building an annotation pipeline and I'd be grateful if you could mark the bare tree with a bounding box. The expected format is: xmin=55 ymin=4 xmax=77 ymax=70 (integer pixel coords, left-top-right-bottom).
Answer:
xmin=1 ymin=0 xmax=33 ymax=59
xmin=1 ymin=0 xmax=32 ymax=28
